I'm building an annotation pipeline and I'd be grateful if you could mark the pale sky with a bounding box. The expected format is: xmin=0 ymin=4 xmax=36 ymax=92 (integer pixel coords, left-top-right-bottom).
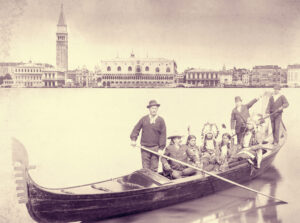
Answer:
xmin=1 ymin=0 xmax=300 ymax=72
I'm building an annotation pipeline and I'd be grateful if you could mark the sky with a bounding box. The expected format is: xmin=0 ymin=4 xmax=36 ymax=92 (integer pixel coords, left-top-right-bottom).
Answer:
xmin=1 ymin=0 xmax=300 ymax=72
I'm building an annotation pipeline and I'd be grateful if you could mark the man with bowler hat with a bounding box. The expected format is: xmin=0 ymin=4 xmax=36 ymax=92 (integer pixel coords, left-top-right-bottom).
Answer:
xmin=130 ymin=100 xmax=167 ymax=172
xmin=266 ymin=84 xmax=289 ymax=145
xmin=231 ymin=95 xmax=262 ymax=144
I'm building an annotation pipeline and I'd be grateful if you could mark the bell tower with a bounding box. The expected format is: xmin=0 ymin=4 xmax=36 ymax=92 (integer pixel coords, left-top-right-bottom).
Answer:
xmin=56 ymin=4 xmax=68 ymax=71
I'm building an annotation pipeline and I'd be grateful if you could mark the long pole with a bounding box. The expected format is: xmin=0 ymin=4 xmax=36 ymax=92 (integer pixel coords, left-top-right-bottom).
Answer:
xmin=137 ymin=146 xmax=287 ymax=204
xmin=228 ymin=108 xmax=284 ymax=138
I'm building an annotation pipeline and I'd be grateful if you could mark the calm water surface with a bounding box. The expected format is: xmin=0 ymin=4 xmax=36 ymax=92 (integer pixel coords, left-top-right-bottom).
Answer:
xmin=0 ymin=88 xmax=299 ymax=223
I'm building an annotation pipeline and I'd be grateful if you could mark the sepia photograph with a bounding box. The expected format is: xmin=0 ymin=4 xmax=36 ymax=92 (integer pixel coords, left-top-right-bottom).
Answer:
xmin=0 ymin=0 xmax=300 ymax=222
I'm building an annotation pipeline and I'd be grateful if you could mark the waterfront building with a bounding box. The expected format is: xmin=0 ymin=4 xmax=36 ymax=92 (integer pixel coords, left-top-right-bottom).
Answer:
xmin=184 ymin=68 xmax=219 ymax=87
xmin=242 ymin=73 xmax=251 ymax=86
xmin=219 ymin=71 xmax=233 ymax=86
xmin=230 ymin=68 xmax=250 ymax=86
xmin=43 ymin=68 xmax=65 ymax=87
xmin=174 ymin=73 xmax=184 ymax=84
xmin=56 ymin=4 xmax=68 ymax=71
xmin=76 ymin=67 xmax=96 ymax=87
xmin=13 ymin=62 xmax=45 ymax=87
xmin=66 ymin=69 xmax=82 ymax=87
xmin=252 ymin=65 xmax=281 ymax=87
xmin=0 ymin=62 xmax=24 ymax=77
xmin=99 ymin=53 xmax=177 ymax=88
xmin=287 ymin=64 xmax=300 ymax=87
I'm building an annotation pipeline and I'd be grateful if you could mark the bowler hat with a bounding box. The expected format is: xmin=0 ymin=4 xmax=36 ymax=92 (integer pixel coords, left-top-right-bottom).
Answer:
xmin=147 ymin=100 xmax=160 ymax=108
xmin=235 ymin=96 xmax=242 ymax=102
xmin=273 ymin=84 xmax=281 ymax=90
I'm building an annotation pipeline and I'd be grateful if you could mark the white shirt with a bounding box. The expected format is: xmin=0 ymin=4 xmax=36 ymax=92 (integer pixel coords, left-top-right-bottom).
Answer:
xmin=149 ymin=115 xmax=158 ymax=124
xmin=273 ymin=94 xmax=281 ymax=102
xmin=243 ymin=131 xmax=252 ymax=148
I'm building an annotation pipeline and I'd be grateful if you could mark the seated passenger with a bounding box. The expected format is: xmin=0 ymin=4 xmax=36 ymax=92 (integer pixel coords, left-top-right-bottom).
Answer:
xmin=201 ymin=132 xmax=218 ymax=171
xmin=186 ymin=135 xmax=203 ymax=175
xmin=186 ymin=135 xmax=201 ymax=164
xmin=215 ymin=133 xmax=232 ymax=171
xmin=161 ymin=134 xmax=198 ymax=179
xmin=235 ymin=118 xmax=264 ymax=168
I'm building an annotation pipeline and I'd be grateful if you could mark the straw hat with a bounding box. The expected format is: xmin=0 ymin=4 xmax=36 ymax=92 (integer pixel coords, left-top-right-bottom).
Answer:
xmin=167 ymin=132 xmax=184 ymax=139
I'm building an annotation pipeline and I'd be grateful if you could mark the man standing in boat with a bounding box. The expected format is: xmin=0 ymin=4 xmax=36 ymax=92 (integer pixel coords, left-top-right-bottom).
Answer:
xmin=266 ymin=84 xmax=289 ymax=146
xmin=231 ymin=95 xmax=262 ymax=144
xmin=130 ymin=100 xmax=167 ymax=172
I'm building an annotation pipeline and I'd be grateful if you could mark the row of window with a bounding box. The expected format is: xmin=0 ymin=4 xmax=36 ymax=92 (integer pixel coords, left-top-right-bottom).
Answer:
xmin=15 ymin=68 xmax=42 ymax=73
xmin=57 ymin=36 xmax=66 ymax=40
xmin=105 ymin=62 xmax=171 ymax=66
xmin=15 ymin=81 xmax=42 ymax=86
xmin=187 ymin=80 xmax=219 ymax=85
xmin=186 ymin=73 xmax=218 ymax=79
xmin=102 ymin=75 xmax=173 ymax=80
xmin=44 ymin=73 xmax=56 ymax=79
xmin=15 ymin=75 xmax=42 ymax=80
xmin=107 ymin=66 xmax=171 ymax=73
xmin=288 ymin=73 xmax=299 ymax=82
xmin=103 ymin=81 xmax=170 ymax=85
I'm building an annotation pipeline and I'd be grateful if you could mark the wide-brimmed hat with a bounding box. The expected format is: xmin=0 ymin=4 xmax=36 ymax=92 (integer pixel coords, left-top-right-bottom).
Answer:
xmin=273 ymin=84 xmax=281 ymax=90
xmin=235 ymin=96 xmax=242 ymax=102
xmin=167 ymin=132 xmax=184 ymax=139
xmin=147 ymin=100 xmax=160 ymax=108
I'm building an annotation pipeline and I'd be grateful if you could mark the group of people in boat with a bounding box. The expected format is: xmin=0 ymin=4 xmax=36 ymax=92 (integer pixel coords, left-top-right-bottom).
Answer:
xmin=130 ymin=84 xmax=289 ymax=179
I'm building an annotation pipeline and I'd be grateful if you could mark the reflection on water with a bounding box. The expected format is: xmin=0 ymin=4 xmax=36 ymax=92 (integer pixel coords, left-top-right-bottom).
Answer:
xmin=99 ymin=166 xmax=283 ymax=223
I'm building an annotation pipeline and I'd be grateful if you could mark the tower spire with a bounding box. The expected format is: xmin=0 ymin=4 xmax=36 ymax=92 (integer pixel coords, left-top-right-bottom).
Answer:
xmin=56 ymin=3 xmax=68 ymax=71
xmin=57 ymin=4 xmax=66 ymax=26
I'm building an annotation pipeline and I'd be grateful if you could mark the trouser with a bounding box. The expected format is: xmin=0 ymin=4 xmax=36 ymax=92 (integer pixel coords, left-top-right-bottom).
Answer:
xmin=270 ymin=113 xmax=282 ymax=144
xmin=168 ymin=167 xmax=197 ymax=179
xmin=236 ymin=127 xmax=246 ymax=145
xmin=141 ymin=146 xmax=159 ymax=172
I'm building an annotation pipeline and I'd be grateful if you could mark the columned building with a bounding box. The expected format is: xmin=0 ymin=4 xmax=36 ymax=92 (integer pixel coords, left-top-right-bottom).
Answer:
xmin=287 ymin=64 xmax=300 ymax=87
xmin=13 ymin=62 xmax=44 ymax=87
xmin=43 ymin=68 xmax=65 ymax=87
xmin=56 ymin=4 xmax=68 ymax=71
xmin=184 ymin=68 xmax=219 ymax=87
xmin=99 ymin=53 xmax=177 ymax=88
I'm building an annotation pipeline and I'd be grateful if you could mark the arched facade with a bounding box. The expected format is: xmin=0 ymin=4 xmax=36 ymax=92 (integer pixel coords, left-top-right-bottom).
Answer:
xmin=99 ymin=55 xmax=177 ymax=88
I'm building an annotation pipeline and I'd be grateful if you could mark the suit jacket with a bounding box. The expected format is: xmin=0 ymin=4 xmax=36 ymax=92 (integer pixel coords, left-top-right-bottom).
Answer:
xmin=231 ymin=98 xmax=258 ymax=132
xmin=266 ymin=95 xmax=289 ymax=117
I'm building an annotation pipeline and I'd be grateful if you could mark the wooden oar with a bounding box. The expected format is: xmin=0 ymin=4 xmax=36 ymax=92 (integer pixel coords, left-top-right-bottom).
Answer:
xmin=137 ymin=146 xmax=287 ymax=204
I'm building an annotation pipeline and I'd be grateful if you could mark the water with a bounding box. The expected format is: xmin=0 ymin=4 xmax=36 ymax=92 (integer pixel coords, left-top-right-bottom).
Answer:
xmin=0 ymin=88 xmax=299 ymax=223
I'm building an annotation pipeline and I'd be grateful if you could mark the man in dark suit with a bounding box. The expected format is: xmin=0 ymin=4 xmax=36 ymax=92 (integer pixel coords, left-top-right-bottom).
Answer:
xmin=266 ymin=84 xmax=289 ymax=145
xmin=130 ymin=100 xmax=167 ymax=172
xmin=231 ymin=95 xmax=262 ymax=144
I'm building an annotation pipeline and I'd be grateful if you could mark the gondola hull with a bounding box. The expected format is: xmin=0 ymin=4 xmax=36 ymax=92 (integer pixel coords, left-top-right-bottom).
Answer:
xmin=12 ymin=124 xmax=286 ymax=223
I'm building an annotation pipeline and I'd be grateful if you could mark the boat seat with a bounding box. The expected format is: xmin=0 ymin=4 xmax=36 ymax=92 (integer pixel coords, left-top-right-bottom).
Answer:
xmin=122 ymin=168 xmax=171 ymax=187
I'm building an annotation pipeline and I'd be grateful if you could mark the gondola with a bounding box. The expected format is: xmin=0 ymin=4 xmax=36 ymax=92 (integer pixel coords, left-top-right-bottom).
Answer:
xmin=12 ymin=122 xmax=286 ymax=223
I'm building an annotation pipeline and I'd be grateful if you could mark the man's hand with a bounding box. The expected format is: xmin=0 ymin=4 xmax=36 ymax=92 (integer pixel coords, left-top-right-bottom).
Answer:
xmin=131 ymin=140 xmax=137 ymax=147
xmin=277 ymin=106 xmax=284 ymax=112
